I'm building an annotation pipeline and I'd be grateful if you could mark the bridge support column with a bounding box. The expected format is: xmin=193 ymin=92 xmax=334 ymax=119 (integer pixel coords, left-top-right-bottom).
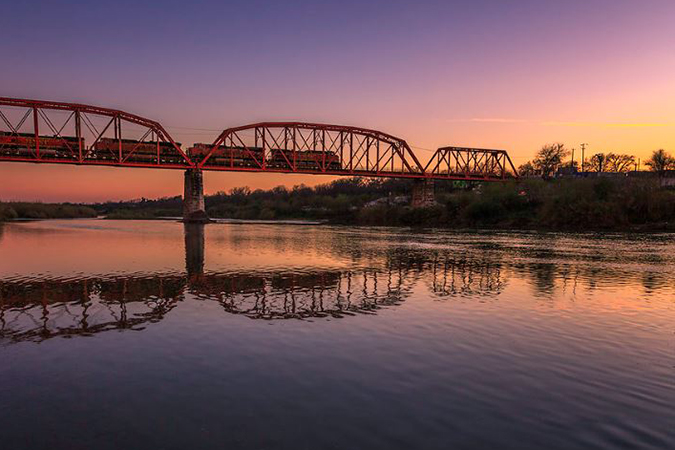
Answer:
xmin=183 ymin=169 xmax=209 ymax=222
xmin=411 ymin=179 xmax=436 ymax=208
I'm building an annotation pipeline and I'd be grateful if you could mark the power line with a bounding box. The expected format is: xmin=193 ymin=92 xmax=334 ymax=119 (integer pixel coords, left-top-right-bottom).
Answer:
xmin=409 ymin=145 xmax=437 ymax=153
xmin=165 ymin=125 xmax=223 ymax=132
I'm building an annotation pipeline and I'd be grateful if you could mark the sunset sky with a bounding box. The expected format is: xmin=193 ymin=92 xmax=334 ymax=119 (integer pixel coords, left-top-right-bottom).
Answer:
xmin=2 ymin=0 xmax=675 ymax=202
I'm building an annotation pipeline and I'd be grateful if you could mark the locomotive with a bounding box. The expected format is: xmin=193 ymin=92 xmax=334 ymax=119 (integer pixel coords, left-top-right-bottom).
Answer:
xmin=0 ymin=132 xmax=182 ymax=164
xmin=0 ymin=131 xmax=83 ymax=159
xmin=93 ymin=138 xmax=183 ymax=164
xmin=188 ymin=143 xmax=265 ymax=167
xmin=269 ymin=149 xmax=341 ymax=171
xmin=189 ymin=143 xmax=342 ymax=170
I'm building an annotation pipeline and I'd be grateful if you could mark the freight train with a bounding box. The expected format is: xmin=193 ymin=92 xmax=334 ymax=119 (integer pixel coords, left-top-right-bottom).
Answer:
xmin=0 ymin=130 xmax=342 ymax=170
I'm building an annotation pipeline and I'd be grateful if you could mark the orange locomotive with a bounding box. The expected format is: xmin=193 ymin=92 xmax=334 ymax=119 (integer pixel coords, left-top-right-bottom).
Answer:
xmin=269 ymin=149 xmax=341 ymax=170
xmin=0 ymin=131 xmax=83 ymax=159
xmin=189 ymin=143 xmax=341 ymax=170
xmin=0 ymin=132 xmax=183 ymax=164
xmin=189 ymin=143 xmax=265 ymax=167
xmin=93 ymin=138 xmax=183 ymax=164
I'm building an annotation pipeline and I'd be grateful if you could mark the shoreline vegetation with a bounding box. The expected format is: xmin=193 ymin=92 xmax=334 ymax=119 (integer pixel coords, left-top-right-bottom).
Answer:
xmin=0 ymin=202 xmax=97 ymax=221
xmin=3 ymin=176 xmax=673 ymax=232
xmin=2 ymin=148 xmax=674 ymax=232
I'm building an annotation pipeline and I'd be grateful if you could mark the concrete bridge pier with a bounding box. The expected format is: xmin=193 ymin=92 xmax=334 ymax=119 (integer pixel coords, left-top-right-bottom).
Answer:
xmin=411 ymin=179 xmax=436 ymax=208
xmin=183 ymin=169 xmax=210 ymax=222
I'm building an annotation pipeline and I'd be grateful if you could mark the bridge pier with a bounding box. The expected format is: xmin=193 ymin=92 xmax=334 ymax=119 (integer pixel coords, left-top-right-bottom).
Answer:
xmin=411 ymin=179 xmax=436 ymax=208
xmin=183 ymin=169 xmax=210 ymax=222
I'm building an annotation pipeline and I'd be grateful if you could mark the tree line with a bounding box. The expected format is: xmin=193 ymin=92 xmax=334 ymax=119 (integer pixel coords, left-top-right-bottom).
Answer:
xmin=518 ymin=146 xmax=675 ymax=178
xmin=0 ymin=202 xmax=97 ymax=221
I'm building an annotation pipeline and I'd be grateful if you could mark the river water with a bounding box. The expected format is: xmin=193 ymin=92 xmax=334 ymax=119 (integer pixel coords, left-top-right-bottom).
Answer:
xmin=0 ymin=219 xmax=673 ymax=449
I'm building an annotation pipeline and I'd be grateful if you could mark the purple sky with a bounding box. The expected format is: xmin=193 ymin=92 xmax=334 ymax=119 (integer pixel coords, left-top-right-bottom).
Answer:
xmin=2 ymin=0 xmax=675 ymax=201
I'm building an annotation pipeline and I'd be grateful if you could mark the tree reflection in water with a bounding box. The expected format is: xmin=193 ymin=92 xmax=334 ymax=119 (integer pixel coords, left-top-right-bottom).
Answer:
xmin=0 ymin=224 xmax=508 ymax=343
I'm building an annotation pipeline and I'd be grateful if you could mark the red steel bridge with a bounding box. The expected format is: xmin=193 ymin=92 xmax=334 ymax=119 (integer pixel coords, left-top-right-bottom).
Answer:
xmin=0 ymin=97 xmax=518 ymax=219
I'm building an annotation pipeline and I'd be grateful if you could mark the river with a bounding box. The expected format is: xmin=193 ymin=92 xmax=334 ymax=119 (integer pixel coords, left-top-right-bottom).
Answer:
xmin=0 ymin=219 xmax=673 ymax=449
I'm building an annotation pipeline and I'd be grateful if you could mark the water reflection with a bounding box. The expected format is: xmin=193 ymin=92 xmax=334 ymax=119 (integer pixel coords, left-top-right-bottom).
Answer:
xmin=428 ymin=256 xmax=504 ymax=297
xmin=1 ymin=222 xmax=674 ymax=345
xmin=184 ymin=223 xmax=205 ymax=277
xmin=0 ymin=224 xmax=514 ymax=343
xmin=0 ymin=277 xmax=182 ymax=343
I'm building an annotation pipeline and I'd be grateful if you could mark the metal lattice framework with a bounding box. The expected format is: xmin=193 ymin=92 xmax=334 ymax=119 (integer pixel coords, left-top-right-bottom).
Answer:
xmin=424 ymin=146 xmax=518 ymax=180
xmin=193 ymin=122 xmax=427 ymax=178
xmin=0 ymin=97 xmax=191 ymax=168
xmin=0 ymin=97 xmax=520 ymax=180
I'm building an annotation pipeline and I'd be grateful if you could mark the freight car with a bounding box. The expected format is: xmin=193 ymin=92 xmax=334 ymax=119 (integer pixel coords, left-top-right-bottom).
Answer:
xmin=0 ymin=131 xmax=83 ymax=159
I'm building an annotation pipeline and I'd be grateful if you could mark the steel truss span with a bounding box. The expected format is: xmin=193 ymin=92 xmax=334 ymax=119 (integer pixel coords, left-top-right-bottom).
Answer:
xmin=0 ymin=97 xmax=191 ymax=169
xmin=425 ymin=146 xmax=518 ymax=181
xmin=192 ymin=122 xmax=427 ymax=178
xmin=0 ymin=97 xmax=519 ymax=180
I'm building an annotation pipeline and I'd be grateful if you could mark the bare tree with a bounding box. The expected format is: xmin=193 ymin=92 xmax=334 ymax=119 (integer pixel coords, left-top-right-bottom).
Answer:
xmin=517 ymin=161 xmax=538 ymax=177
xmin=533 ymin=143 xmax=569 ymax=178
xmin=585 ymin=153 xmax=607 ymax=172
xmin=645 ymin=149 xmax=675 ymax=175
xmin=562 ymin=160 xmax=579 ymax=171
xmin=605 ymin=153 xmax=635 ymax=172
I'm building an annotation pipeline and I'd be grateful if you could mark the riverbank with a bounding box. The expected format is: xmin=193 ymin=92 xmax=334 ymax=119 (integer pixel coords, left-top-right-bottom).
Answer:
xmin=93 ymin=177 xmax=675 ymax=232
xmin=357 ymin=178 xmax=675 ymax=231
xmin=4 ymin=177 xmax=673 ymax=231
xmin=0 ymin=202 xmax=97 ymax=221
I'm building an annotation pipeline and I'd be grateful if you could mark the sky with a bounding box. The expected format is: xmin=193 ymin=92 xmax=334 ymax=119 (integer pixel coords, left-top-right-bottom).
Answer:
xmin=2 ymin=0 xmax=675 ymax=202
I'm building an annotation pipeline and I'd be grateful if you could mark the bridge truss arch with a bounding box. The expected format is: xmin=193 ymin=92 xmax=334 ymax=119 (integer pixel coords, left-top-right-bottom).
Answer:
xmin=0 ymin=97 xmax=191 ymax=169
xmin=424 ymin=146 xmax=518 ymax=181
xmin=192 ymin=122 xmax=427 ymax=178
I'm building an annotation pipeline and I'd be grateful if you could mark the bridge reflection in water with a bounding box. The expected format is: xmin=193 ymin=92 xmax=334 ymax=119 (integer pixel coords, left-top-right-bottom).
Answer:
xmin=0 ymin=224 xmax=505 ymax=344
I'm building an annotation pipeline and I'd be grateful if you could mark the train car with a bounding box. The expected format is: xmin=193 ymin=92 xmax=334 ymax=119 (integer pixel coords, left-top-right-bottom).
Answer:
xmin=92 ymin=138 xmax=183 ymax=164
xmin=189 ymin=143 xmax=265 ymax=167
xmin=269 ymin=149 xmax=341 ymax=171
xmin=0 ymin=131 xmax=83 ymax=159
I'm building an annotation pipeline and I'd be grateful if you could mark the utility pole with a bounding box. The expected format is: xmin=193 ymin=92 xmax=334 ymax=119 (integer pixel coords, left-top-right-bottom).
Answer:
xmin=571 ymin=148 xmax=575 ymax=171
xmin=580 ymin=143 xmax=588 ymax=173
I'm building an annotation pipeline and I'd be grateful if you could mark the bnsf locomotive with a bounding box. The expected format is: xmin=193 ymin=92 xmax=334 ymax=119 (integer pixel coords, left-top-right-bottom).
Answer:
xmin=189 ymin=143 xmax=342 ymax=170
xmin=92 ymin=138 xmax=184 ymax=164
xmin=270 ymin=149 xmax=341 ymax=170
xmin=0 ymin=131 xmax=83 ymax=159
xmin=188 ymin=143 xmax=264 ymax=167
